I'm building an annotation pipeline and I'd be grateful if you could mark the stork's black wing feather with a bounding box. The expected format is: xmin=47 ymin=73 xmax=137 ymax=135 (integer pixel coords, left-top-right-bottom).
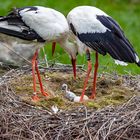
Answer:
xmin=0 ymin=7 xmax=45 ymax=42
xmin=77 ymin=15 xmax=139 ymax=64
xmin=0 ymin=7 xmax=25 ymax=26
xmin=0 ymin=27 xmax=43 ymax=41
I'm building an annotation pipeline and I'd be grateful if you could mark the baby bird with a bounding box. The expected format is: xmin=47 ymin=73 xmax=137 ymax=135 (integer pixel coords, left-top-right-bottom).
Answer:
xmin=61 ymin=83 xmax=89 ymax=102
xmin=61 ymin=83 xmax=77 ymax=101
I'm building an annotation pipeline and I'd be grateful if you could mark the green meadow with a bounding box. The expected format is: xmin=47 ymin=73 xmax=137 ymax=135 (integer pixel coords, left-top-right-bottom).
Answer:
xmin=0 ymin=0 xmax=140 ymax=74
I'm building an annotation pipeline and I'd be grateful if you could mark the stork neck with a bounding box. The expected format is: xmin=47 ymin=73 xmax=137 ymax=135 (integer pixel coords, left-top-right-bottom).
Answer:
xmin=59 ymin=37 xmax=77 ymax=59
xmin=65 ymin=85 xmax=68 ymax=92
xmin=59 ymin=37 xmax=70 ymax=51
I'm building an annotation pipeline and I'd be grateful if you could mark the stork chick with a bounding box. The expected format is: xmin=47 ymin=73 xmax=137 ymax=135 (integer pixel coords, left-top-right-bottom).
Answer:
xmin=61 ymin=83 xmax=89 ymax=102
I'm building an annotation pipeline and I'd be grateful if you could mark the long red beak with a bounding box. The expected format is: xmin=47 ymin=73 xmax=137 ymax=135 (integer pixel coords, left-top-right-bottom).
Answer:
xmin=71 ymin=58 xmax=76 ymax=80
xmin=52 ymin=42 xmax=56 ymax=56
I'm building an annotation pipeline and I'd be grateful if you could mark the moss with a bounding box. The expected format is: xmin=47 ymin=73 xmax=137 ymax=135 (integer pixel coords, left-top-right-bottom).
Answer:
xmin=112 ymin=94 xmax=125 ymax=101
xmin=11 ymin=75 xmax=34 ymax=95
xmin=36 ymin=97 xmax=65 ymax=108
xmin=9 ymin=71 xmax=136 ymax=110
xmin=102 ymin=98 xmax=121 ymax=106
xmin=15 ymin=85 xmax=33 ymax=95
xmin=86 ymin=101 xmax=101 ymax=109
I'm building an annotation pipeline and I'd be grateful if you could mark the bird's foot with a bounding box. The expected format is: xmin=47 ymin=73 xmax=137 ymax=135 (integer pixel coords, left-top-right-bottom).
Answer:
xmin=42 ymin=91 xmax=49 ymax=97
xmin=73 ymin=77 xmax=76 ymax=81
xmin=89 ymin=94 xmax=95 ymax=99
xmin=32 ymin=91 xmax=49 ymax=101
xmin=32 ymin=92 xmax=40 ymax=102
xmin=79 ymin=95 xmax=89 ymax=102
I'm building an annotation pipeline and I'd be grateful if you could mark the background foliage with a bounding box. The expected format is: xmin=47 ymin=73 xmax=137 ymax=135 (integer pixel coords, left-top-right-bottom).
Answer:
xmin=0 ymin=0 xmax=140 ymax=74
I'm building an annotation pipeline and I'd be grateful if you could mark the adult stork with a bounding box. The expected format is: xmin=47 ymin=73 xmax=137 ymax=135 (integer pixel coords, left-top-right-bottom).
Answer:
xmin=0 ymin=6 xmax=78 ymax=101
xmin=67 ymin=6 xmax=140 ymax=101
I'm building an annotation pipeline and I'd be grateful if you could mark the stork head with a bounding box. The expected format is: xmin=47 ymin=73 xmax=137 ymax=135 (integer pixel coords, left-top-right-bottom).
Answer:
xmin=61 ymin=83 xmax=68 ymax=91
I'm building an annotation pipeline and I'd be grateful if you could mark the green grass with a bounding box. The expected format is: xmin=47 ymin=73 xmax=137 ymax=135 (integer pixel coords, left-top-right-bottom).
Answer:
xmin=0 ymin=0 xmax=140 ymax=74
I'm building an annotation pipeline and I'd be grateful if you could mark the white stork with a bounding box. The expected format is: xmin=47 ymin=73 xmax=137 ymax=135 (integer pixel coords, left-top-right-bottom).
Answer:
xmin=0 ymin=6 xmax=78 ymax=101
xmin=67 ymin=6 xmax=140 ymax=101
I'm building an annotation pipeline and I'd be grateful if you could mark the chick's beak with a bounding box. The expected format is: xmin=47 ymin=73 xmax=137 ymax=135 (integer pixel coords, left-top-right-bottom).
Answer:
xmin=71 ymin=58 xmax=76 ymax=80
xmin=61 ymin=86 xmax=65 ymax=91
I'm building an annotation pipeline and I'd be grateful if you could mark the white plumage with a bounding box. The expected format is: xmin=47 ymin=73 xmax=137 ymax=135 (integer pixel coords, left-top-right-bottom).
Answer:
xmin=0 ymin=6 xmax=78 ymax=61
xmin=18 ymin=6 xmax=78 ymax=61
xmin=67 ymin=6 xmax=140 ymax=101
xmin=73 ymin=95 xmax=89 ymax=102
xmin=67 ymin=6 xmax=140 ymax=66
xmin=19 ymin=6 xmax=69 ymax=41
xmin=67 ymin=6 xmax=109 ymax=34
xmin=115 ymin=60 xmax=128 ymax=66
xmin=0 ymin=6 xmax=79 ymax=100
xmin=61 ymin=84 xmax=77 ymax=101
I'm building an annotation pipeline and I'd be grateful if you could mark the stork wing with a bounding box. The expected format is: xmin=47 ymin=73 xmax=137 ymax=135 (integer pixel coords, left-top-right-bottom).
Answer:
xmin=77 ymin=15 xmax=137 ymax=63
xmin=0 ymin=7 xmax=44 ymax=42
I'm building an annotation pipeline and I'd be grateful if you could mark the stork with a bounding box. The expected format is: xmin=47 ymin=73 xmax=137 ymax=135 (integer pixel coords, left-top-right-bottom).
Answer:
xmin=67 ymin=6 xmax=140 ymax=101
xmin=0 ymin=6 xmax=78 ymax=101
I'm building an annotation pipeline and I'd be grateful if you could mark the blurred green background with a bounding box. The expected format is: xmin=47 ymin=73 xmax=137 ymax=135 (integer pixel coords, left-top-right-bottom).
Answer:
xmin=0 ymin=0 xmax=140 ymax=74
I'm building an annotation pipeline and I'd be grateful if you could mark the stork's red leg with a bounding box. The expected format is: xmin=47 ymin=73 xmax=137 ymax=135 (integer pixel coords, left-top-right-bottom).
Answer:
xmin=90 ymin=52 xmax=98 ymax=99
xmin=80 ymin=50 xmax=92 ymax=101
xmin=32 ymin=50 xmax=39 ymax=101
xmin=52 ymin=42 xmax=56 ymax=56
xmin=35 ymin=60 xmax=49 ymax=97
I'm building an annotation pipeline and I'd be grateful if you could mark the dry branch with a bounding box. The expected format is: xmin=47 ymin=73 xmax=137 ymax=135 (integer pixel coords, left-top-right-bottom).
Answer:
xmin=0 ymin=67 xmax=140 ymax=140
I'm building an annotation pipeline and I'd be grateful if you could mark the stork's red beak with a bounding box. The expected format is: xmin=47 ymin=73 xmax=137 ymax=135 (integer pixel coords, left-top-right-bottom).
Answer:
xmin=71 ymin=58 xmax=76 ymax=80
xmin=52 ymin=42 xmax=56 ymax=56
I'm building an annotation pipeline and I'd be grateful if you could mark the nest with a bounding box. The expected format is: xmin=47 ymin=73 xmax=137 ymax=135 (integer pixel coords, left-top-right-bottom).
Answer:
xmin=0 ymin=66 xmax=140 ymax=140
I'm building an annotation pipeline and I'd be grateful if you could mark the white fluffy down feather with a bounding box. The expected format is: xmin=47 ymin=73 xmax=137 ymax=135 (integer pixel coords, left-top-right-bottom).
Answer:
xmin=73 ymin=95 xmax=89 ymax=102
xmin=61 ymin=83 xmax=89 ymax=102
